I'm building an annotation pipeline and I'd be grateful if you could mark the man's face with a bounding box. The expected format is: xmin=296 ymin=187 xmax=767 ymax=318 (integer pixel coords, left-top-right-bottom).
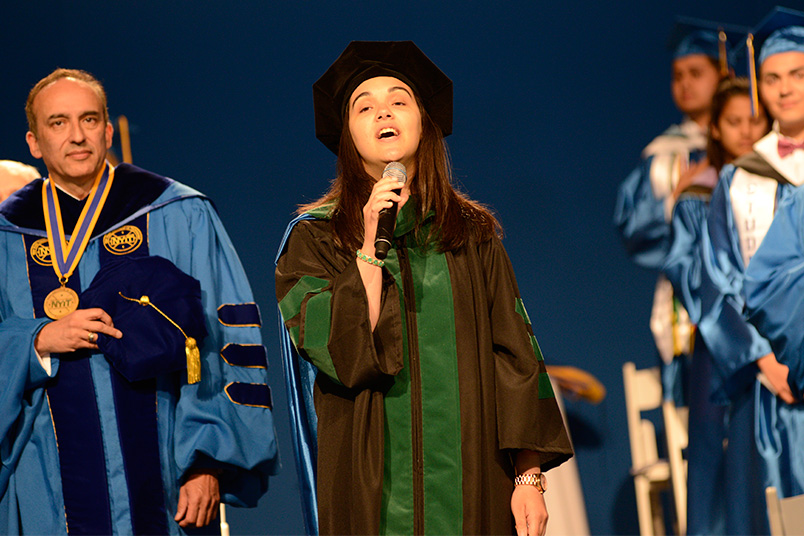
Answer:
xmin=25 ymin=78 xmax=112 ymax=187
xmin=671 ymin=54 xmax=721 ymax=118
xmin=760 ymin=51 xmax=804 ymax=138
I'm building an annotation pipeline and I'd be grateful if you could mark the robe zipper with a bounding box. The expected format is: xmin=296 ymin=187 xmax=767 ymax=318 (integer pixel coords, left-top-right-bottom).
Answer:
xmin=397 ymin=243 xmax=425 ymax=535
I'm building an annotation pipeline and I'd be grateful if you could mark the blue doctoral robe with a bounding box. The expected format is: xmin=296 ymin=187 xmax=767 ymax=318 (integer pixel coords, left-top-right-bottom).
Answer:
xmin=745 ymin=182 xmax=804 ymax=499
xmin=664 ymin=184 xmax=766 ymax=535
xmin=699 ymin=136 xmax=804 ymax=517
xmin=0 ymin=164 xmax=279 ymax=535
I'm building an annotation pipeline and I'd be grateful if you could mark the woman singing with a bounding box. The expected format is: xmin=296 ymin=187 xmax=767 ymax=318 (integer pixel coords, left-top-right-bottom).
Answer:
xmin=275 ymin=41 xmax=572 ymax=536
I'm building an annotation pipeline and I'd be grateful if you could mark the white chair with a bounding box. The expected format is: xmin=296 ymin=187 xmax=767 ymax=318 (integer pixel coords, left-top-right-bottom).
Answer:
xmin=623 ymin=362 xmax=670 ymax=536
xmin=766 ymin=486 xmax=804 ymax=536
xmin=662 ymin=400 xmax=688 ymax=535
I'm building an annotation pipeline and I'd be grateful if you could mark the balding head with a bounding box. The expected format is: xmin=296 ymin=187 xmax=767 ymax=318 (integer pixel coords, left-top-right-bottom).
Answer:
xmin=0 ymin=160 xmax=40 ymax=202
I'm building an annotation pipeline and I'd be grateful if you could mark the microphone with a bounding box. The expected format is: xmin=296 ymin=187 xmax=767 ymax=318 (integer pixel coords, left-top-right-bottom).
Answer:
xmin=373 ymin=162 xmax=407 ymax=260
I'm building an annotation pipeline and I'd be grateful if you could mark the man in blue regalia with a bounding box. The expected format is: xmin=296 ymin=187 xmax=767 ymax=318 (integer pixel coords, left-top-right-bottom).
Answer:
xmin=738 ymin=6 xmax=804 ymax=502
xmin=0 ymin=68 xmax=278 ymax=534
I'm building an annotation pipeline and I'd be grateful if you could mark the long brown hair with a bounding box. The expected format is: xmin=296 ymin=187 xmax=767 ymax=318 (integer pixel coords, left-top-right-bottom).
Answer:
xmin=707 ymin=77 xmax=770 ymax=172
xmin=300 ymin=94 xmax=500 ymax=253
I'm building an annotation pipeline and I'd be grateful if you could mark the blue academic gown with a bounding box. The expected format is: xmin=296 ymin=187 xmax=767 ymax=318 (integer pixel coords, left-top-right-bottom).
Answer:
xmin=614 ymin=119 xmax=707 ymax=404
xmin=744 ymin=173 xmax=804 ymax=500
xmin=698 ymin=135 xmax=804 ymax=533
xmin=664 ymin=182 xmax=765 ymax=535
xmin=0 ymin=164 xmax=279 ymax=535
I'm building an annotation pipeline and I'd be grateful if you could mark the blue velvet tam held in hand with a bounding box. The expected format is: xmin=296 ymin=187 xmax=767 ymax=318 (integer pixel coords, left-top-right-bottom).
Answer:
xmin=81 ymin=255 xmax=208 ymax=383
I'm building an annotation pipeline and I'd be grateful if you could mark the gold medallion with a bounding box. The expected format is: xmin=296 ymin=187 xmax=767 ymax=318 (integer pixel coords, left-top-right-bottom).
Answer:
xmin=44 ymin=286 xmax=79 ymax=320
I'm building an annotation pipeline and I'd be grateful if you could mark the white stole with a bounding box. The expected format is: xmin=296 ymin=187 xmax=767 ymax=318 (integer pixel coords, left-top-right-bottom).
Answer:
xmin=730 ymin=130 xmax=802 ymax=269
xmin=730 ymin=169 xmax=778 ymax=269
xmin=649 ymin=152 xmax=685 ymax=200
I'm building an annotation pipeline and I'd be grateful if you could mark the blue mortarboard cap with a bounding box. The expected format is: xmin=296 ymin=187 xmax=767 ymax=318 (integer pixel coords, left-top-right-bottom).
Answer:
xmin=81 ymin=255 xmax=208 ymax=383
xmin=668 ymin=17 xmax=748 ymax=67
xmin=752 ymin=6 xmax=804 ymax=65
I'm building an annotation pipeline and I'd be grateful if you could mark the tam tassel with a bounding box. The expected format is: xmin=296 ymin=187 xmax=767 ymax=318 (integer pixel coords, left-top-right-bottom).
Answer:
xmin=718 ymin=29 xmax=729 ymax=77
xmin=747 ymin=34 xmax=759 ymax=117
xmin=186 ymin=337 xmax=201 ymax=384
xmin=118 ymin=292 xmax=203 ymax=384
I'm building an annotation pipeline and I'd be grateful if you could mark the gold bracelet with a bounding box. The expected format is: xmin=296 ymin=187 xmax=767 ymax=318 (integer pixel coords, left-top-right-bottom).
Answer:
xmin=356 ymin=249 xmax=385 ymax=267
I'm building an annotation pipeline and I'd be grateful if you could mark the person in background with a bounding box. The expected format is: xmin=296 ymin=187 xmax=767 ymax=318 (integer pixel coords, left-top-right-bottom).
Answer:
xmin=663 ymin=76 xmax=770 ymax=535
xmin=275 ymin=41 xmax=572 ymax=536
xmin=737 ymin=5 xmax=804 ymax=502
xmin=0 ymin=160 xmax=39 ymax=202
xmin=614 ymin=18 xmax=739 ymax=409
xmin=0 ymin=68 xmax=278 ymax=534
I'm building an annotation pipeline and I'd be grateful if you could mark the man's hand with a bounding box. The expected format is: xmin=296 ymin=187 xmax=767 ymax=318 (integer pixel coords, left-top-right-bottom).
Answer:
xmin=174 ymin=470 xmax=220 ymax=528
xmin=34 ymin=308 xmax=122 ymax=355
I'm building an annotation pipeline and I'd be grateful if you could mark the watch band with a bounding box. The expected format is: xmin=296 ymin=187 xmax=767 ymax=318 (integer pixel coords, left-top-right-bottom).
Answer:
xmin=514 ymin=473 xmax=546 ymax=493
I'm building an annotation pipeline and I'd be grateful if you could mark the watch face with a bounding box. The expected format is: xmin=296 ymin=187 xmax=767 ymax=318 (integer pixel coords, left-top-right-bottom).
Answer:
xmin=538 ymin=473 xmax=547 ymax=492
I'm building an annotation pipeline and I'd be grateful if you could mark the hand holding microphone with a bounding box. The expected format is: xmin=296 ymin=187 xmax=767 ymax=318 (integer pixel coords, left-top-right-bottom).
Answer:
xmin=358 ymin=162 xmax=407 ymax=332
xmin=373 ymin=162 xmax=407 ymax=260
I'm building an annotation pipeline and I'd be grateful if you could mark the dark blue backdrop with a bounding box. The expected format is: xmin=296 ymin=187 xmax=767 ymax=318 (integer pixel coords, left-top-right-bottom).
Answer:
xmin=0 ymin=1 xmax=781 ymax=534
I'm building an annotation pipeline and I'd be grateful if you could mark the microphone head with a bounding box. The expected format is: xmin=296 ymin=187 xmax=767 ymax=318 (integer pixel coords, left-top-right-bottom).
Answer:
xmin=382 ymin=161 xmax=407 ymax=185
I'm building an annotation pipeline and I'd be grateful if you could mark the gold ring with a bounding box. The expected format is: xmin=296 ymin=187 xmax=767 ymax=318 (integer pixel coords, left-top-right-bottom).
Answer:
xmin=88 ymin=332 xmax=97 ymax=344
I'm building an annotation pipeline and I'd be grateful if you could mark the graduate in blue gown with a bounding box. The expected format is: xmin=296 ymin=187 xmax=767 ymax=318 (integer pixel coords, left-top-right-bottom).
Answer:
xmin=739 ymin=7 xmax=804 ymax=502
xmin=745 ymin=185 xmax=804 ymax=500
xmin=614 ymin=19 xmax=730 ymax=405
xmin=0 ymin=69 xmax=279 ymax=535
xmin=664 ymin=76 xmax=770 ymax=535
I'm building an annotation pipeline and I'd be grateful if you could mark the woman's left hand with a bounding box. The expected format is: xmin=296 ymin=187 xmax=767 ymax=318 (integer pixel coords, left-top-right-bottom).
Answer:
xmin=511 ymin=484 xmax=548 ymax=536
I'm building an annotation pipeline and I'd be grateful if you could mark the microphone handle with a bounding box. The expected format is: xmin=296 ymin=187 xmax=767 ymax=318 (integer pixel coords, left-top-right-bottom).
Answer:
xmin=374 ymin=189 xmax=401 ymax=260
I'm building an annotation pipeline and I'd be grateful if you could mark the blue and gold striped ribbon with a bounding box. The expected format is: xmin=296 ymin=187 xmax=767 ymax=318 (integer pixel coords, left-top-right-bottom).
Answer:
xmin=42 ymin=162 xmax=115 ymax=283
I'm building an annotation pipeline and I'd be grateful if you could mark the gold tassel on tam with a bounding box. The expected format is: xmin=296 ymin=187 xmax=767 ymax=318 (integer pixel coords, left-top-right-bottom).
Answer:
xmin=185 ymin=337 xmax=201 ymax=384
xmin=119 ymin=292 xmax=202 ymax=384
xmin=718 ymin=29 xmax=729 ymax=77
xmin=747 ymin=34 xmax=760 ymax=117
